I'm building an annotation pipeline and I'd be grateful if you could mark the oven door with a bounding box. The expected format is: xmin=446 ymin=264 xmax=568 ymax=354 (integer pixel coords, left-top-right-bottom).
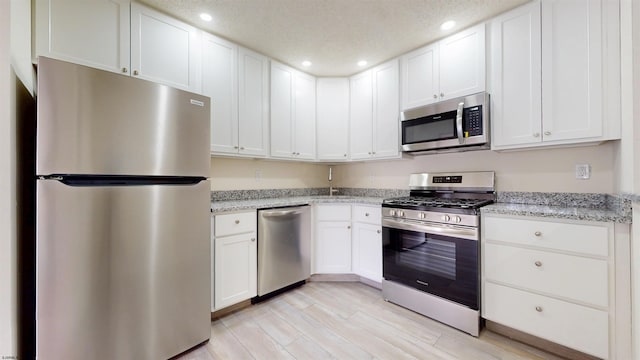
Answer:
xmin=382 ymin=218 xmax=479 ymax=310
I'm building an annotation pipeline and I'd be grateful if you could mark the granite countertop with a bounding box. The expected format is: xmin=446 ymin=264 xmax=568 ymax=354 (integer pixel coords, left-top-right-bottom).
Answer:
xmin=211 ymin=195 xmax=385 ymax=213
xmin=481 ymin=203 xmax=630 ymax=223
xmin=482 ymin=192 xmax=632 ymax=224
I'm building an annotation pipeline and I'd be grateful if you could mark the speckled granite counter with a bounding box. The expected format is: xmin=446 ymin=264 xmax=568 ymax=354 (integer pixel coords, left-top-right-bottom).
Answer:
xmin=211 ymin=195 xmax=386 ymax=213
xmin=483 ymin=192 xmax=632 ymax=223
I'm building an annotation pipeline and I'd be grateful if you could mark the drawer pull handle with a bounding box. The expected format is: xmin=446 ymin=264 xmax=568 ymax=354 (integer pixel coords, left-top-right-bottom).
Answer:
xmin=534 ymin=261 xmax=542 ymax=267
xmin=535 ymin=306 xmax=543 ymax=312
xmin=534 ymin=231 xmax=542 ymax=237
xmin=235 ymin=220 xmax=240 ymax=224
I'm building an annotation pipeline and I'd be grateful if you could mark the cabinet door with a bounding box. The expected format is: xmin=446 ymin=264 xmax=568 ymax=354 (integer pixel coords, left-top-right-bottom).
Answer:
xmin=35 ymin=0 xmax=130 ymax=75
xmin=352 ymin=223 xmax=382 ymax=282
xmin=238 ymin=47 xmax=269 ymax=157
xmin=294 ymin=72 xmax=317 ymax=160
xmin=130 ymin=2 xmax=201 ymax=93
xmin=490 ymin=1 xmax=542 ymax=148
xmin=439 ymin=23 xmax=486 ymax=101
xmin=202 ymin=33 xmax=238 ymax=154
xmin=349 ymin=71 xmax=374 ymax=160
xmin=317 ymin=78 xmax=349 ymax=160
xmin=214 ymin=232 xmax=257 ymax=310
xmin=372 ymin=59 xmax=400 ymax=159
xmin=270 ymin=61 xmax=294 ymax=159
xmin=315 ymin=222 xmax=352 ymax=273
xmin=541 ymin=0 xmax=603 ymax=142
xmin=401 ymin=44 xmax=439 ymax=110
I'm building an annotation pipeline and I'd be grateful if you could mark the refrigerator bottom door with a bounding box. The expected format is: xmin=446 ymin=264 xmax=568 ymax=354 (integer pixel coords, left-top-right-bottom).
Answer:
xmin=36 ymin=180 xmax=211 ymax=360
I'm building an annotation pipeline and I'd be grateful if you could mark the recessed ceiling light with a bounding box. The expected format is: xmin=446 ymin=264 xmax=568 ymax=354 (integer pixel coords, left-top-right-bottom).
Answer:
xmin=357 ymin=60 xmax=368 ymax=67
xmin=200 ymin=13 xmax=212 ymax=21
xmin=302 ymin=60 xmax=312 ymax=67
xmin=440 ymin=20 xmax=456 ymax=30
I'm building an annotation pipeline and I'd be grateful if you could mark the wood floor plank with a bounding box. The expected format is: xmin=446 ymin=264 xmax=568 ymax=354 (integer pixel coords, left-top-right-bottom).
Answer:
xmin=176 ymin=282 xmax=568 ymax=360
xmin=206 ymin=321 xmax=254 ymax=360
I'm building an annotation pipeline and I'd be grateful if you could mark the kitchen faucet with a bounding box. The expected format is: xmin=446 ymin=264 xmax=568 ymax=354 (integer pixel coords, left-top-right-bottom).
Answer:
xmin=328 ymin=166 xmax=338 ymax=197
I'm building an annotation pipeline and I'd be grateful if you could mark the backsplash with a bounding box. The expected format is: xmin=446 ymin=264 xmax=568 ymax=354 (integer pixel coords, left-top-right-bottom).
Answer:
xmin=498 ymin=191 xmax=631 ymax=214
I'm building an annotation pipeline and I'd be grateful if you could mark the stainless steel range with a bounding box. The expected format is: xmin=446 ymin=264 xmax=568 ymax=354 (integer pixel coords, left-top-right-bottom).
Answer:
xmin=381 ymin=171 xmax=495 ymax=336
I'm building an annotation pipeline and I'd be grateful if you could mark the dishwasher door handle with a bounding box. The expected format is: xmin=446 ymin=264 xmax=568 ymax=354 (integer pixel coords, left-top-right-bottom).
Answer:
xmin=260 ymin=206 xmax=308 ymax=217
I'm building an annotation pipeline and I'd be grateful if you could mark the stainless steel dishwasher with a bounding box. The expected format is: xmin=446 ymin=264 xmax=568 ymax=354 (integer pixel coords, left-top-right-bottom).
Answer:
xmin=257 ymin=205 xmax=311 ymax=298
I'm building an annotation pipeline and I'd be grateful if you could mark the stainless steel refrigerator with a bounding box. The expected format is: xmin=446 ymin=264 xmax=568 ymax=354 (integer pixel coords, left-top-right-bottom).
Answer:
xmin=35 ymin=57 xmax=211 ymax=359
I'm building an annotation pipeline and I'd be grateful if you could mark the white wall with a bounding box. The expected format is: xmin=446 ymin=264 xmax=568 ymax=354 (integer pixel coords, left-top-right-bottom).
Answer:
xmin=334 ymin=143 xmax=616 ymax=193
xmin=210 ymin=157 xmax=329 ymax=190
xmin=0 ymin=0 xmax=16 ymax=356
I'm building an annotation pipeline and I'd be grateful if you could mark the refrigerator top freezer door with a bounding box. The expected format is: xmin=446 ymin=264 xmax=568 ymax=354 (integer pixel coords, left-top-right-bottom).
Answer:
xmin=36 ymin=57 xmax=211 ymax=177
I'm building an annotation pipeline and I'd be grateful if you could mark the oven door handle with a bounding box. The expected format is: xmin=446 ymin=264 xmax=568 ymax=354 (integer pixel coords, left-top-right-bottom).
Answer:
xmin=456 ymin=101 xmax=465 ymax=144
xmin=382 ymin=218 xmax=478 ymax=241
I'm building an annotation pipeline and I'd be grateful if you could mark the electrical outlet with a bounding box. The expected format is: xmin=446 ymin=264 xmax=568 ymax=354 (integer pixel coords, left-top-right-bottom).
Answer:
xmin=255 ymin=170 xmax=262 ymax=182
xmin=575 ymin=164 xmax=590 ymax=180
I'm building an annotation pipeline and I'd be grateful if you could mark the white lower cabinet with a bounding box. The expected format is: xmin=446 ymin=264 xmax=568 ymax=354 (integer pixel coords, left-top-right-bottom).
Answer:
xmin=481 ymin=213 xmax=615 ymax=359
xmin=314 ymin=205 xmax=352 ymax=273
xmin=351 ymin=205 xmax=382 ymax=282
xmin=213 ymin=210 xmax=257 ymax=311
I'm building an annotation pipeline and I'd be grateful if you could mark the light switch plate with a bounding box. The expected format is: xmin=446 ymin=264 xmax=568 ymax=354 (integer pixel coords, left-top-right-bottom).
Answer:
xmin=575 ymin=164 xmax=590 ymax=180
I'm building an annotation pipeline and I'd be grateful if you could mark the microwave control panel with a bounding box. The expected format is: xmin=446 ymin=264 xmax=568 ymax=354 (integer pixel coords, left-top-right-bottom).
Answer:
xmin=463 ymin=105 xmax=483 ymax=137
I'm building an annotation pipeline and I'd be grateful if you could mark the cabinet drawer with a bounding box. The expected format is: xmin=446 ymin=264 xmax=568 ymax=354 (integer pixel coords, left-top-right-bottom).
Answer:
xmin=483 ymin=216 xmax=609 ymax=256
xmin=484 ymin=243 xmax=608 ymax=307
xmin=315 ymin=204 xmax=351 ymax=221
xmin=215 ymin=211 xmax=256 ymax=236
xmin=483 ymin=282 xmax=608 ymax=359
xmin=352 ymin=205 xmax=381 ymax=225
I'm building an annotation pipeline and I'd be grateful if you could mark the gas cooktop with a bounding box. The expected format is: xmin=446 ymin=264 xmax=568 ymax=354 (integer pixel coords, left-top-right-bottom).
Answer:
xmin=383 ymin=196 xmax=494 ymax=210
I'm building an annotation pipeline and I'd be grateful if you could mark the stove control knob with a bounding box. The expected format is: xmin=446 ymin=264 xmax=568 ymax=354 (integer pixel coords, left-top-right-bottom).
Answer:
xmin=442 ymin=215 xmax=451 ymax=222
xmin=419 ymin=212 xmax=426 ymax=219
xmin=389 ymin=210 xmax=396 ymax=217
xmin=454 ymin=216 xmax=462 ymax=223
xmin=398 ymin=210 xmax=405 ymax=217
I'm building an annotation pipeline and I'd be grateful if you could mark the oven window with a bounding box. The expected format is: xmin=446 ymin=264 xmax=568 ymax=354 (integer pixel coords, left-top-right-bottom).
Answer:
xmin=397 ymin=233 xmax=456 ymax=280
xmin=402 ymin=110 xmax=457 ymax=144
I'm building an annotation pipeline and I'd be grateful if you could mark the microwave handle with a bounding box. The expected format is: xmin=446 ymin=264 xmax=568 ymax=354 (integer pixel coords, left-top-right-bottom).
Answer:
xmin=456 ymin=102 xmax=465 ymax=144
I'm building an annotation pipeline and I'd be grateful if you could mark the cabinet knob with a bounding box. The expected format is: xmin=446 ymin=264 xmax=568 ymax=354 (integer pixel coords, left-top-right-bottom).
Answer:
xmin=133 ymin=70 xmax=139 ymax=76
xmin=240 ymin=146 xmax=245 ymax=150
xmin=534 ymin=261 xmax=542 ymax=267
xmin=533 ymin=133 xmax=540 ymax=138
xmin=433 ymin=94 xmax=438 ymax=99
xmin=235 ymin=220 xmax=240 ymax=224
xmin=347 ymin=225 xmax=351 ymax=229
xmin=365 ymin=213 xmax=369 ymax=217
xmin=377 ymin=229 xmax=381 ymax=234
xmin=234 ymin=146 xmax=239 ymax=149
xmin=440 ymin=93 xmax=444 ymax=98
xmin=534 ymin=231 xmax=542 ymax=237
xmin=372 ymin=151 xmax=376 ymax=155
xmin=368 ymin=152 xmax=372 ymax=155
xmin=251 ymin=238 xmax=256 ymax=242
xmin=122 ymin=67 xmax=128 ymax=73
xmin=344 ymin=153 xmax=347 ymax=157
xmin=544 ymin=131 xmax=551 ymax=136
xmin=535 ymin=306 xmax=543 ymax=312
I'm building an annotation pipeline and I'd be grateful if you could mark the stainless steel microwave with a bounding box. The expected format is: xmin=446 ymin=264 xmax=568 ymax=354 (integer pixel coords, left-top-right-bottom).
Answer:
xmin=401 ymin=92 xmax=489 ymax=154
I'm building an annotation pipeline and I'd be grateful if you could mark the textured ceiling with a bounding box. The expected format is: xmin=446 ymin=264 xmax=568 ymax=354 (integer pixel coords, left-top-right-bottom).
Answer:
xmin=139 ymin=0 xmax=530 ymax=76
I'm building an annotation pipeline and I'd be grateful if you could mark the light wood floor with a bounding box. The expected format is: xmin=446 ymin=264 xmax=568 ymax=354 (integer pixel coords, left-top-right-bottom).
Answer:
xmin=175 ymin=282 xmax=566 ymax=360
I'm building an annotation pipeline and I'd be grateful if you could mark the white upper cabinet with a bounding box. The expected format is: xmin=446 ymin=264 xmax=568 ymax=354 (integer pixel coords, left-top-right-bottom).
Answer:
xmin=36 ymin=0 xmax=202 ymax=93
xmin=317 ymin=78 xmax=350 ymax=161
xmin=490 ymin=1 xmax=542 ymax=147
xmin=491 ymin=0 xmax=621 ymax=149
xmin=400 ymin=43 xmax=439 ymax=109
xmin=350 ymin=59 xmax=400 ymax=160
xmin=401 ymin=23 xmax=485 ymax=110
xmin=35 ymin=0 xmax=131 ymax=74
xmin=270 ymin=61 xmax=316 ymax=160
xmin=130 ymin=2 xmax=201 ymax=93
xmin=438 ymin=23 xmax=486 ymax=101
xmin=202 ymin=33 xmax=238 ymax=154
xmin=203 ymin=35 xmax=269 ymax=157
xmin=237 ymin=47 xmax=269 ymax=157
